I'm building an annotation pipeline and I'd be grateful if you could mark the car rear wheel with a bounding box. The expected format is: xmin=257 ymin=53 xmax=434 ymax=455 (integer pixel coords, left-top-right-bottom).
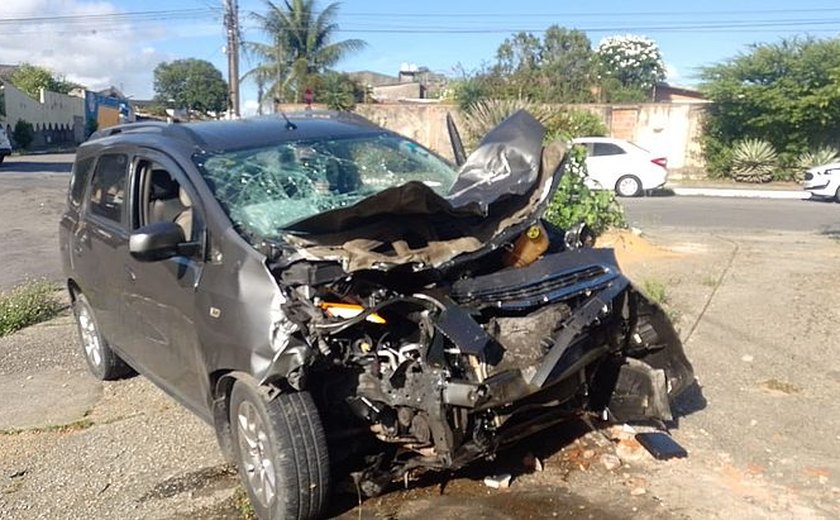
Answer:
xmin=229 ymin=381 xmax=330 ymax=520
xmin=835 ymin=185 xmax=840 ymax=203
xmin=72 ymin=293 xmax=133 ymax=380
xmin=616 ymin=175 xmax=642 ymax=197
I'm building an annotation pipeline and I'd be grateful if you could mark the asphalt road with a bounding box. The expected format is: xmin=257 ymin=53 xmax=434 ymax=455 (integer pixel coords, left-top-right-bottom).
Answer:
xmin=622 ymin=195 xmax=840 ymax=234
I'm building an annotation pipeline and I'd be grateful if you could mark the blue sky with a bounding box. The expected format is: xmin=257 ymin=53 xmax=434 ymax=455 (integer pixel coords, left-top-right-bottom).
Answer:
xmin=4 ymin=0 xmax=840 ymax=111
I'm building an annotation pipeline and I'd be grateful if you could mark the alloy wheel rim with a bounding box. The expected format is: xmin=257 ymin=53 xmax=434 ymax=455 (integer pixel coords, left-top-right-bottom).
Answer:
xmin=77 ymin=306 xmax=102 ymax=367
xmin=619 ymin=177 xmax=639 ymax=195
xmin=237 ymin=400 xmax=276 ymax=507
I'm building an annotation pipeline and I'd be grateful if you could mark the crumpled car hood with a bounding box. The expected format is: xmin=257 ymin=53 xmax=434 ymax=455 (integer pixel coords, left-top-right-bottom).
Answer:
xmin=282 ymin=110 xmax=564 ymax=272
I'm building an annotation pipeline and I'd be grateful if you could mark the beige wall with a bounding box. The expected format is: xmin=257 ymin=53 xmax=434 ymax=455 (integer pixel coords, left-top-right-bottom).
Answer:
xmin=279 ymin=102 xmax=707 ymax=173
xmin=1 ymin=81 xmax=85 ymax=132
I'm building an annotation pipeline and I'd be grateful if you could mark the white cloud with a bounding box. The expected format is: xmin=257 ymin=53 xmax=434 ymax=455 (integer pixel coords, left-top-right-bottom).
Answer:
xmin=0 ymin=0 xmax=175 ymax=98
xmin=665 ymin=62 xmax=680 ymax=83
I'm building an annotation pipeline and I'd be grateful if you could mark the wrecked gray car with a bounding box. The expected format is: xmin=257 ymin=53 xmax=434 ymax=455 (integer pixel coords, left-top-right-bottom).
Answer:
xmin=59 ymin=110 xmax=693 ymax=519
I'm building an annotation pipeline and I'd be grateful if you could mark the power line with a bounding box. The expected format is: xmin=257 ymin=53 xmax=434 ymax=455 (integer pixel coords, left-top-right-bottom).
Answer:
xmin=0 ymin=8 xmax=220 ymax=25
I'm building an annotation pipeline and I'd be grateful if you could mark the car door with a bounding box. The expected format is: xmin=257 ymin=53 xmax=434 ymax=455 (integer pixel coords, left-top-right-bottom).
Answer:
xmin=584 ymin=142 xmax=628 ymax=190
xmin=121 ymin=150 xmax=208 ymax=411
xmin=73 ymin=152 xmax=132 ymax=351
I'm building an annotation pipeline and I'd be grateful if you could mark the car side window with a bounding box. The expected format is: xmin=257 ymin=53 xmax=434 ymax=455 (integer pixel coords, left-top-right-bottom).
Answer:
xmin=69 ymin=157 xmax=95 ymax=208
xmin=88 ymin=154 xmax=128 ymax=225
xmin=592 ymin=143 xmax=625 ymax=156
xmin=137 ymin=160 xmax=195 ymax=241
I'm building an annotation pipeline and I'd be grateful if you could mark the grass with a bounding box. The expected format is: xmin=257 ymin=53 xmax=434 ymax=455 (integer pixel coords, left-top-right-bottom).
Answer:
xmin=641 ymin=279 xmax=669 ymax=307
xmin=0 ymin=280 xmax=62 ymax=337
xmin=641 ymin=278 xmax=681 ymax=322
xmin=233 ymin=487 xmax=256 ymax=519
xmin=701 ymin=274 xmax=719 ymax=288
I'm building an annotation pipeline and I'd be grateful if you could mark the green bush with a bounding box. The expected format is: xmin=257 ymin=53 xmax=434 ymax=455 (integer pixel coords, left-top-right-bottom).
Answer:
xmin=0 ymin=280 xmax=62 ymax=336
xmin=12 ymin=119 xmax=34 ymax=150
xmin=544 ymin=144 xmax=626 ymax=235
xmin=545 ymin=109 xmax=608 ymax=141
xmin=317 ymin=72 xmax=363 ymax=112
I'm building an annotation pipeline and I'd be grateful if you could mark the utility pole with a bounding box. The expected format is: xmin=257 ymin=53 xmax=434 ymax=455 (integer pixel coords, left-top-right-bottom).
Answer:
xmin=224 ymin=0 xmax=240 ymax=118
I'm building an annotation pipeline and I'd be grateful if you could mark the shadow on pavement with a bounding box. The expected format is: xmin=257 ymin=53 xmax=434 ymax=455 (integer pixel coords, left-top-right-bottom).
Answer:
xmin=0 ymin=160 xmax=73 ymax=174
xmin=646 ymin=188 xmax=676 ymax=197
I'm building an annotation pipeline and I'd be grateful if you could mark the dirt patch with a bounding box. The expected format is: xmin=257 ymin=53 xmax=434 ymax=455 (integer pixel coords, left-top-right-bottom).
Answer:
xmin=597 ymin=229 xmax=676 ymax=268
xmin=758 ymin=379 xmax=802 ymax=395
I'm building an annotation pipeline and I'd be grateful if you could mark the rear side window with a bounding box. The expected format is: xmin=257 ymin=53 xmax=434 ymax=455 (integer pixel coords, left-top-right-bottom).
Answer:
xmin=592 ymin=143 xmax=626 ymax=156
xmin=88 ymin=154 xmax=128 ymax=225
xmin=68 ymin=157 xmax=95 ymax=208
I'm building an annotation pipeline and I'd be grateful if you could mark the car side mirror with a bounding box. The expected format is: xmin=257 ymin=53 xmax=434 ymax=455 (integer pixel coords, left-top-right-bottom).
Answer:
xmin=129 ymin=222 xmax=186 ymax=262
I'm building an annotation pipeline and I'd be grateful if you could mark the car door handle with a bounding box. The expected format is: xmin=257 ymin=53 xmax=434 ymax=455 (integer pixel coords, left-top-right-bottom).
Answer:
xmin=124 ymin=266 xmax=136 ymax=283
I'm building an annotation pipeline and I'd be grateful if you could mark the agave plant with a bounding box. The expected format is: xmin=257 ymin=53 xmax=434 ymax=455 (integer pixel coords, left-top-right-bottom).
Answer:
xmin=460 ymin=99 xmax=555 ymax=148
xmin=797 ymin=146 xmax=840 ymax=170
xmin=730 ymin=139 xmax=778 ymax=183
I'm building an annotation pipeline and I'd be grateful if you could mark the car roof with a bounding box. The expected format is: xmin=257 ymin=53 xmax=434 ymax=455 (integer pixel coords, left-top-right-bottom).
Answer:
xmin=86 ymin=110 xmax=386 ymax=153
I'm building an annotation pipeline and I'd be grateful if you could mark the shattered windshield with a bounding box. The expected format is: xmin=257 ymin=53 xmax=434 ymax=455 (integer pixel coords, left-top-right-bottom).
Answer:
xmin=196 ymin=133 xmax=457 ymax=238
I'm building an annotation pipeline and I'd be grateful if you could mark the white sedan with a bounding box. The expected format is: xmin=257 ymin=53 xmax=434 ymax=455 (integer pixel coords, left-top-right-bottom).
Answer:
xmin=802 ymin=161 xmax=840 ymax=202
xmin=572 ymin=137 xmax=668 ymax=197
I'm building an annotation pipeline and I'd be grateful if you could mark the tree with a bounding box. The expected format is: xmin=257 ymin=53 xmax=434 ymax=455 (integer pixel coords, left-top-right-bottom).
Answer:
xmin=153 ymin=59 xmax=228 ymax=116
xmin=13 ymin=119 xmax=34 ymax=149
xmin=596 ymin=35 xmax=665 ymax=102
xmin=700 ymin=37 xmax=840 ymax=177
xmin=486 ymin=26 xmax=595 ymax=103
xmin=245 ymin=0 xmax=366 ymax=104
xmin=10 ymin=63 xmax=76 ymax=98
xmin=540 ymin=27 xmax=597 ymax=102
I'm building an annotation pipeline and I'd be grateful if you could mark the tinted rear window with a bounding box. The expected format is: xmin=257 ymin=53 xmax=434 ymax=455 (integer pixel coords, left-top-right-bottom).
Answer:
xmin=88 ymin=154 xmax=128 ymax=225
xmin=592 ymin=143 xmax=626 ymax=156
xmin=69 ymin=157 xmax=95 ymax=208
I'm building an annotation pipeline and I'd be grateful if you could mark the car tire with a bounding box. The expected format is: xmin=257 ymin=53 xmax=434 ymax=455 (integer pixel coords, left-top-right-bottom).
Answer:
xmin=72 ymin=293 xmax=134 ymax=380
xmin=835 ymin=185 xmax=840 ymax=203
xmin=229 ymin=381 xmax=330 ymax=520
xmin=616 ymin=175 xmax=642 ymax=197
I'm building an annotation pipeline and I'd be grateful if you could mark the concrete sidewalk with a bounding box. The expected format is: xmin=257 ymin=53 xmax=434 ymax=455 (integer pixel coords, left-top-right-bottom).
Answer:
xmin=669 ymin=186 xmax=809 ymax=199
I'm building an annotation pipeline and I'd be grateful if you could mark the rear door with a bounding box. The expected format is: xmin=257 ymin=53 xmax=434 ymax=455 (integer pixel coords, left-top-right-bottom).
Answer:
xmin=73 ymin=152 xmax=131 ymax=349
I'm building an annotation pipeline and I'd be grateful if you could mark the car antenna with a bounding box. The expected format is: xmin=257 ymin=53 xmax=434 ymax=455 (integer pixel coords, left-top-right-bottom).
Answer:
xmin=274 ymin=98 xmax=297 ymax=130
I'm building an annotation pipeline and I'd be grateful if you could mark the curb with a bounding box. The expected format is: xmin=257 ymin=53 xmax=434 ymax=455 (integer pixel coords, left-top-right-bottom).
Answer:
xmin=670 ymin=187 xmax=809 ymax=200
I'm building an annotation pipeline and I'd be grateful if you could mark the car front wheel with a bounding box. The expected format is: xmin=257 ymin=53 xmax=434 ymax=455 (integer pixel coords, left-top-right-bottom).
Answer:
xmin=72 ymin=293 xmax=133 ymax=380
xmin=616 ymin=175 xmax=642 ymax=197
xmin=230 ymin=381 xmax=330 ymax=520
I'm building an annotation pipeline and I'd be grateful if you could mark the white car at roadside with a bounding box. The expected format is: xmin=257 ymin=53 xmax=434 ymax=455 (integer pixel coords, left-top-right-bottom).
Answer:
xmin=802 ymin=161 xmax=840 ymax=202
xmin=572 ymin=137 xmax=668 ymax=197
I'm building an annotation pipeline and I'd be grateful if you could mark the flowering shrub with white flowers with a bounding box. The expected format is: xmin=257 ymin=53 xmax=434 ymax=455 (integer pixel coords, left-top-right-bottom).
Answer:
xmin=596 ymin=34 xmax=666 ymax=89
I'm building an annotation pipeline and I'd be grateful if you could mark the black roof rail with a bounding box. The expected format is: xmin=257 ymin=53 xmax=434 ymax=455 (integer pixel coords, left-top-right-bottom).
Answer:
xmin=88 ymin=121 xmax=198 ymax=145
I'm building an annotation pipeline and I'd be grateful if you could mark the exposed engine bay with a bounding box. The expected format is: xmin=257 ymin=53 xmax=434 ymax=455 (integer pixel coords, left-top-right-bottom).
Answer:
xmin=258 ymin=111 xmax=695 ymax=495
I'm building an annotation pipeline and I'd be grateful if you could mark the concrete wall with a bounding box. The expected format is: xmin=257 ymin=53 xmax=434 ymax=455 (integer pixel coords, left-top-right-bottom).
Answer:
xmin=0 ymin=81 xmax=85 ymax=147
xmin=371 ymin=82 xmax=423 ymax=102
xmin=278 ymin=102 xmax=708 ymax=173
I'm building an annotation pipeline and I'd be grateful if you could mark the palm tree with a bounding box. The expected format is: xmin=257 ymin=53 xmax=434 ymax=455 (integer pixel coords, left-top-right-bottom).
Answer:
xmin=244 ymin=0 xmax=366 ymax=105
